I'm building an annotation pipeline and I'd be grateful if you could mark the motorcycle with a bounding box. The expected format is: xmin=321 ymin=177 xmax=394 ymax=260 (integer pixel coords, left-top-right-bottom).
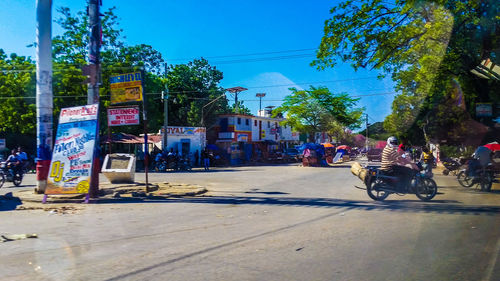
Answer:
xmin=177 ymin=156 xmax=192 ymax=171
xmin=0 ymin=161 xmax=24 ymax=188
xmin=441 ymin=156 xmax=464 ymax=176
xmin=457 ymin=162 xmax=494 ymax=192
xmin=364 ymin=163 xmax=437 ymax=201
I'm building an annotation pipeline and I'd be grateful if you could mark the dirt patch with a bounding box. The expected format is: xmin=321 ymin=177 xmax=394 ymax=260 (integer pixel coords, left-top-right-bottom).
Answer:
xmin=16 ymin=203 xmax=83 ymax=214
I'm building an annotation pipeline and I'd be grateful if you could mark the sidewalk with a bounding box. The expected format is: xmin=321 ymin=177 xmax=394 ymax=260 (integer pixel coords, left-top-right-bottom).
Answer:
xmin=2 ymin=181 xmax=207 ymax=205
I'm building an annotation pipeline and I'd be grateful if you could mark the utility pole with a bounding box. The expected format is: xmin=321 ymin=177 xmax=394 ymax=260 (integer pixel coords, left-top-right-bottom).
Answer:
xmin=87 ymin=0 xmax=101 ymax=198
xmin=162 ymin=63 xmax=169 ymax=151
xmin=35 ymin=0 xmax=53 ymax=194
xmin=256 ymin=93 xmax=266 ymax=115
xmin=365 ymin=113 xmax=369 ymax=151
xmin=226 ymin=87 xmax=248 ymax=114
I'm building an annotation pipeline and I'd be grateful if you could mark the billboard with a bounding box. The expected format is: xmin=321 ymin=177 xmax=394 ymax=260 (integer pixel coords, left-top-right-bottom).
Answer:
xmin=46 ymin=104 xmax=99 ymax=195
xmin=476 ymin=103 xmax=492 ymax=117
xmin=107 ymin=106 xmax=140 ymax=126
xmin=110 ymin=72 xmax=143 ymax=104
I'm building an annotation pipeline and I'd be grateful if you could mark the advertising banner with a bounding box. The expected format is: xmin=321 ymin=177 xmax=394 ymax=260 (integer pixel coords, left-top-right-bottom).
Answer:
xmin=46 ymin=104 xmax=99 ymax=195
xmin=107 ymin=106 xmax=140 ymax=126
xmin=476 ymin=103 xmax=493 ymax=117
xmin=110 ymin=72 xmax=143 ymax=104
xmin=166 ymin=127 xmax=206 ymax=136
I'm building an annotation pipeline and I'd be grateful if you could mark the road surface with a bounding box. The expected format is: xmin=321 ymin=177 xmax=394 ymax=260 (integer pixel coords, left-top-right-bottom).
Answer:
xmin=1 ymin=163 xmax=499 ymax=281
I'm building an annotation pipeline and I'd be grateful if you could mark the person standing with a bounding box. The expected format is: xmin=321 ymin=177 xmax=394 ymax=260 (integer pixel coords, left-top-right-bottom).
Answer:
xmin=194 ymin=150 xmax=199 ymax=167
xmin=202 ymin=149 xmax=210 ymax=171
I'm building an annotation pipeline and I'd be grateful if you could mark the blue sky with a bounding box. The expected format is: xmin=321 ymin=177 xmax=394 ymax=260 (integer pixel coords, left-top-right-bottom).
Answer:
xmin=0 ymin=0 xmax=397 ymax=124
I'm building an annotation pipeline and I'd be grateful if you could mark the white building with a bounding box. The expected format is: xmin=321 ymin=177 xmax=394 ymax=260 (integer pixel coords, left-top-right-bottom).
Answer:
xmin=159 ymin=126 xmax=206 ymax=156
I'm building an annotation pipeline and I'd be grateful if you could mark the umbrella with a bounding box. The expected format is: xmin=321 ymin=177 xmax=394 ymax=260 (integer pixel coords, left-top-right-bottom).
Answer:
xmin=321 ymin=143 xmax=334 ymax=148
xmin=336 ymin=145 xmax=351 ymax=150
xmin=483 ymin=142 xmax=500 ymax=152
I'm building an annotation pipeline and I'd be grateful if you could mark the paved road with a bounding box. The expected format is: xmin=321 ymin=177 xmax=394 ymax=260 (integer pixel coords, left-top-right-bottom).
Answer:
xmin=1 ymin=164 xmax=499 ymax=281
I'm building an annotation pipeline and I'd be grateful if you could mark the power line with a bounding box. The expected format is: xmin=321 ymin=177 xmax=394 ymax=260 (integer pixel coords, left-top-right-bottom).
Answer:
xmin=166 ymin=48 xmax=317 ymax=61
xmin=0 ymin=92 xmax=397 ymax=100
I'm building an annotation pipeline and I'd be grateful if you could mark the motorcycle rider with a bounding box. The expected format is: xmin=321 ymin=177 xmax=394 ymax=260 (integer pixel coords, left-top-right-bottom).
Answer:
xmin=6 ymin=149 xmax=21 ymax=177
xmin=380 ymin=136 xmax=418 ymax=191
xmin=16 ymin=146 xmax=29 ymax=172
xmin=468 ymin=146 xmax=492 ymax=177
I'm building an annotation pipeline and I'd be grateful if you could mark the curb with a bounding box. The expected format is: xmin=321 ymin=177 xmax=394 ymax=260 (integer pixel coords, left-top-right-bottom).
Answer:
xmin=9 ymin=182 xmax=208 ymax=204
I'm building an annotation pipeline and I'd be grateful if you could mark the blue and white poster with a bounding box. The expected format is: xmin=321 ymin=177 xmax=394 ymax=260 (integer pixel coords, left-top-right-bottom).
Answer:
xmin=46 ymin=104 xmax=99 ymax=194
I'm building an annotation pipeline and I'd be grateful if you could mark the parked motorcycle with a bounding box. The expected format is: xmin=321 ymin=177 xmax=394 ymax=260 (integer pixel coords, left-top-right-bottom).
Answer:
xmin=364 ymin=163 xmax=437 ymax=201
xmin=441 ymin=157 xmax=464 ymax=176
xmin=457 ymin=162 xmax=494 ymax=192
xmin=0 ymin=161 xmax=23 ymax=188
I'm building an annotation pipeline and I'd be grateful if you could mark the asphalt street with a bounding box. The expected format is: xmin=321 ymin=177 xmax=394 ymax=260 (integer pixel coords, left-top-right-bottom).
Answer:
xmin=1 ymin=163 xmax=499 ymax=281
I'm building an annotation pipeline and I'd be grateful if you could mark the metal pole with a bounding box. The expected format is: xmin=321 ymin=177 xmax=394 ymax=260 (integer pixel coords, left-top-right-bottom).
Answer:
xmin=234 ymin=92 xmax=239 ymax=114
xmin=87 ymin=0 xmax=101 ymax=105
xmin=87 ymin=0 xmax=101 ymax=199
xmin=256 ymin=93 xmax=266 ymax=115
xmin=142 ymin=71 xmax=149 ymax=193
xmin=365 ymin=114 xmax=369 ymax=151
xmin=35 ymin=0 xmax=53 ymax=194
xmin=162 ymin=63 xmax=168 ymax=151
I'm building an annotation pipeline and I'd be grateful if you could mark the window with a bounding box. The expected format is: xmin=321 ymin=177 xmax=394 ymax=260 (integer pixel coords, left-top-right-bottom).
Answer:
xmin=267 ymin=121 xmax=270 ymax=128
xmin=245 ymin=119 xmax=249 ymax=126
xmin=237 ymin=117 xmax=241 ymax=125
xmin=254 ymin=120 xmax=257 ymax=126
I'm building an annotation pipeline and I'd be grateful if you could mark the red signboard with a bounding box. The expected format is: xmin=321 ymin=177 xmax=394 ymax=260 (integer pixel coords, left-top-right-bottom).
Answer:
xmin=107 ymin=106 xmax=140 ymax=126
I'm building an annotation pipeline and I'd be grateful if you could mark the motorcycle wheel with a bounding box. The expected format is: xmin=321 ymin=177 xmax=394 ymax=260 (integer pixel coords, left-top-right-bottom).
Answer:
xmin=480 ymin=173 xmax=493 ymax=192
xmin=13 ymin=174 xmax=22 ymax=187
xmin=0 ymin=173 xmax=5 ymax=188
xmin=367 ymin=179 xmax=390 ymax=201
xmin=415 ymin=178 xmax=437 ymax=201
xmin=457 ymin=171 xmax=474 ymax=188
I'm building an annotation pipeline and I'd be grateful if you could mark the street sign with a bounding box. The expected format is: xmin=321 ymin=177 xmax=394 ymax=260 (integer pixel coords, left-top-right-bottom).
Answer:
xmin=107 ymin=106 xmax=140 ymax=126
xmin=110 ymin=72 xmax=143 ymax=104
xmin=46 ymin=104 xmax=99 ymax=195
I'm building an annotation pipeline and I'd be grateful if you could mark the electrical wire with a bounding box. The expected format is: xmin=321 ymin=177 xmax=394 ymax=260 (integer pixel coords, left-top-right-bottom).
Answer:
xmin=0 ymin=92 xmax=397 ymax=100
xmin=166 ymin=48 xmax=317 ymax=61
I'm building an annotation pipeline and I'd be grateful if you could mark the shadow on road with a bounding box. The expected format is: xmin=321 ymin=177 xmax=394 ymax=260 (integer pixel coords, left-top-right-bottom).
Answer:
xmin=0 ymin=193 xmax=22 ymax=211
xmin=97 ymin=195 xmax=500 ymax=216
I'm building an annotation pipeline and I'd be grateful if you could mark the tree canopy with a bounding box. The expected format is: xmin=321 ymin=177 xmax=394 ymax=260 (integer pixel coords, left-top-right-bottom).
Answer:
xmin=273 ymin=86 xmax=363 ymax=141
xmin=314 ymin=0 xmax=500 ymax=144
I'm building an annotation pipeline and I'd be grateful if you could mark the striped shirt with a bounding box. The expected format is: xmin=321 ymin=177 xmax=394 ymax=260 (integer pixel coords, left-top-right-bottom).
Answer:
xmin=380 ymin=146 xmax=399 ymax=171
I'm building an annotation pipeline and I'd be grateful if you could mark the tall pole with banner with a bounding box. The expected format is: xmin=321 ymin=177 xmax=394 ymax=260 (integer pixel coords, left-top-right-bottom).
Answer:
xmin=142 ymin=70 xmax=149 ymax=193
xmin=109 ymin=71 xmax=149 ymax=193
xmin=86 ymin=0 xmax=102 ymax=198
xmin=35 ymin=0 xmax=53 ymax=194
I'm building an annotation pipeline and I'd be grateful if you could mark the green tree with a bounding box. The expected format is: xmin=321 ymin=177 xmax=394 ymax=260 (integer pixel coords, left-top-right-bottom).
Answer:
xmin=273 ymin=86 xmax=363 ymax=141
xmin=166 ymin=58 xmax=229 ymax=128
xmin=0 ymin=50 xmax=36 ymax=135
xmin=50 ymin=6 xmax=168 ymax=135
xmin=314 ymin=0 xmax=500 ymax=144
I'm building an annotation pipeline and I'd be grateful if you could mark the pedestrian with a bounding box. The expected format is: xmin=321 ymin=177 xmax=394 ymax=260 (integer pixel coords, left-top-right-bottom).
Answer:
xmin=194 ymin=149 xmax=199 ymax=167
xmin=202 ymin=149 xmax=210 ymax=171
